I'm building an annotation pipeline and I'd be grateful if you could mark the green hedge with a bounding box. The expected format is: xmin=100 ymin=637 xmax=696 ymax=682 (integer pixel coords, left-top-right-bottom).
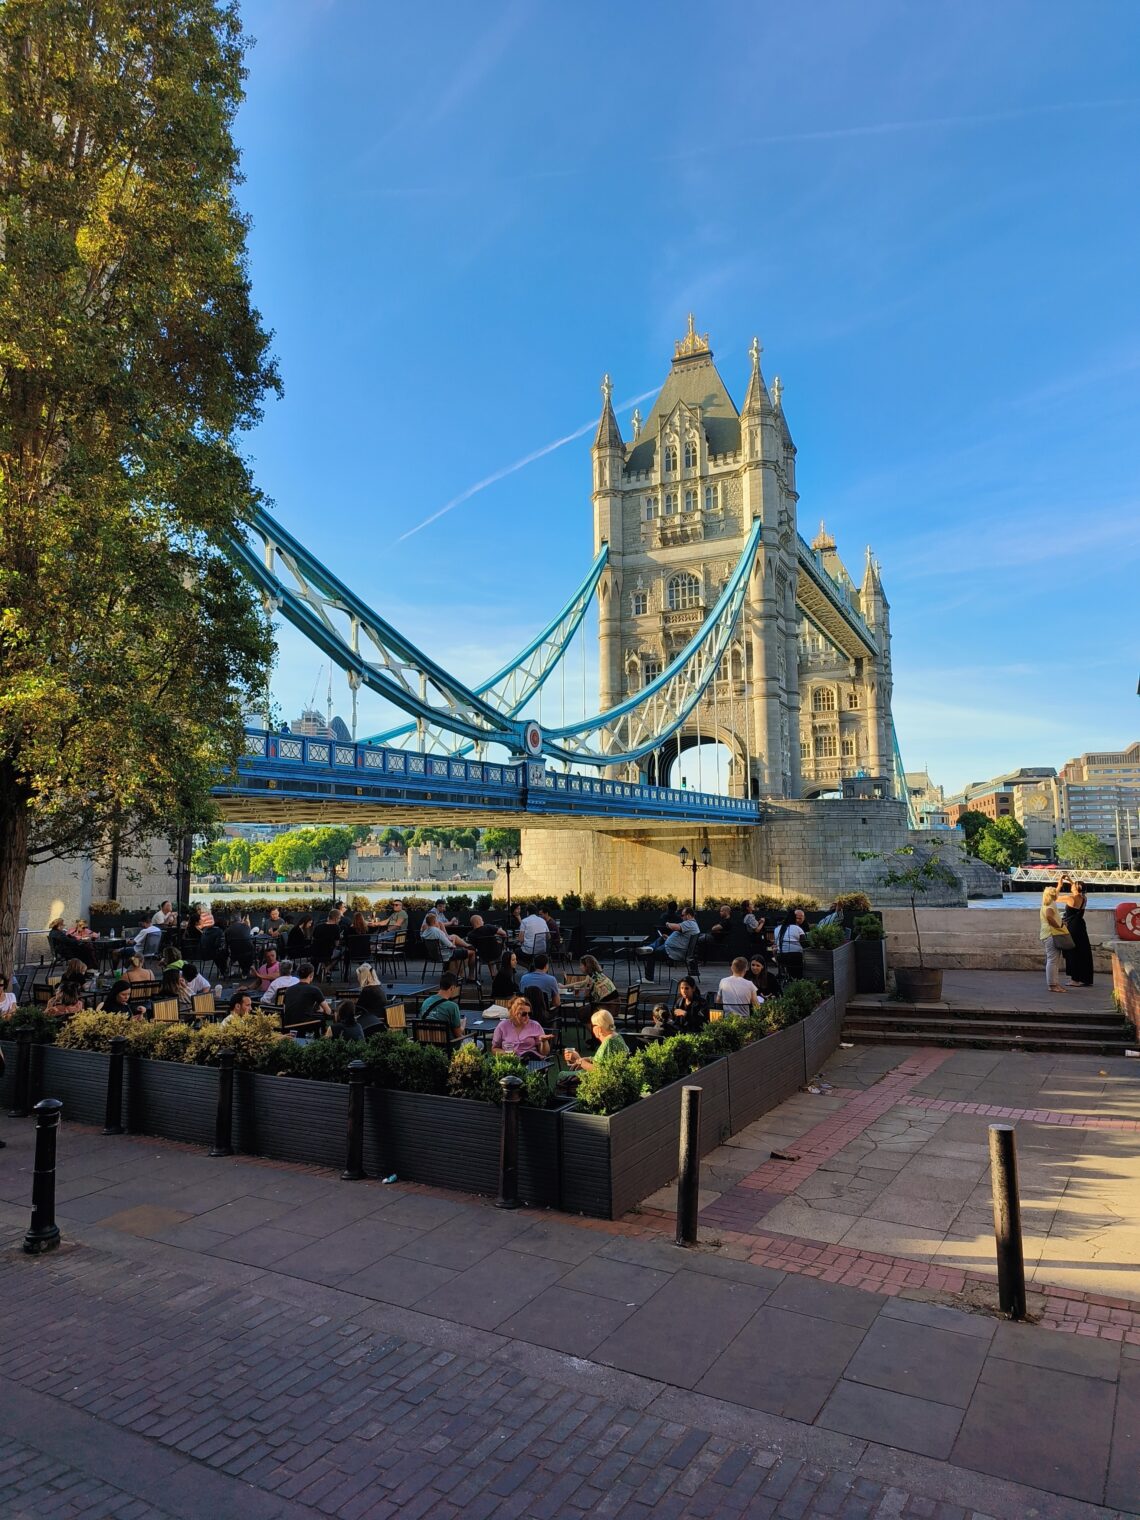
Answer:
xmin=574 ymin=980 xmax=824 ymax=1115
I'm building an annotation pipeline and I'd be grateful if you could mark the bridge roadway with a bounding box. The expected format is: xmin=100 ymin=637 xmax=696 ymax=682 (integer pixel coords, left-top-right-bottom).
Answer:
xmin=215 ymin=728 xmax=762 ymax=831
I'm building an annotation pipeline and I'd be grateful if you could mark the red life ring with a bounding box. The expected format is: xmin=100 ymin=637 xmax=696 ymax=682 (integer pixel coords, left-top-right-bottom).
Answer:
xmin=1116 ymin=902 xmax=1140 ymax=941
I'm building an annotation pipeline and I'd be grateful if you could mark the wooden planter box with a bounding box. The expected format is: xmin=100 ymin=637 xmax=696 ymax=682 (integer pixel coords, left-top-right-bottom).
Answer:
xmin=854 ymin=938 xmax=887 ymax=994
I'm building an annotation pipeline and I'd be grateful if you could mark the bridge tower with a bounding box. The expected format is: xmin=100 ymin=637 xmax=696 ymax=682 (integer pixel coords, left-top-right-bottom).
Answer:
xmin=591 ymin=318 xmax=894 ymax=799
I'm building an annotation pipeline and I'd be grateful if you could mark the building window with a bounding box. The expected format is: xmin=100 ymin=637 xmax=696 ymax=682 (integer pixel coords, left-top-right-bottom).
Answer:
xmin=632 ymin=591 xmax=647 ymax=616
xmin=683 ymin=489 xmax=696 ymax=514
xmin=704 ymin=483 xmax=719 ymax=511
xmin=666 ymin=573 xmax=701 ymax=611
xmin=847 ymin=690 xmax=861 ymax=709
xmin=664 ymin=492 xmax=677 ymax=516
xmin=644 ymin=496 xmax=657 ymax=520
xmin=811 ymin=687 xmax=836 ymax=713
xmin=815 ymin=734 xmax=838 ymax=759
xmin=642 ymin=659 xmax=662 ymax=685
xmin=800 ymin=741 xmax=810 ymax=760
xmin=664 ymin=444 xmax=678 ymax=473
xmin=842 ymin=738 xmax=855 ymax=758
xmin=683 ymin=440 xmax=696 ymax=469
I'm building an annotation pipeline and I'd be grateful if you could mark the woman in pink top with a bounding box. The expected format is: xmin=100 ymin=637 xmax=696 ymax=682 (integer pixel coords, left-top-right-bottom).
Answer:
xmin=491 ymin=996 xmax=551 ymax=1061
xmin=251 ymin=946 xmax=281 ymax=994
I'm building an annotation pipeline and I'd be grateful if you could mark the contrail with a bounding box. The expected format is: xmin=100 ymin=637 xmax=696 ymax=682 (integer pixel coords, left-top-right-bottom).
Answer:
xmin=397 ymin=387 xmax=658 ymax=542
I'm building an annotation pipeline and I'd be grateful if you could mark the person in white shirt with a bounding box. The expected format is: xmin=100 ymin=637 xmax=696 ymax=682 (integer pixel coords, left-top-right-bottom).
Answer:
xmin=420 ymin=914 xmax=470 ymax=972
xmin=0 ymin=975 xmax=16 ymax=1015
xmin=518 ymin=908 xmax=549 ymax=958
xmin=717 ymin=958 xmax=763 ymax=1016
xmin=182 ymin=964 xmax=212 ymax=997
xmin=261 ymin=960 xmax=300 ymax=1007
xmin=774 ymin=908 xmax=807 ymax=982
xmin=151 ymin=901 xmax=176 ymax=928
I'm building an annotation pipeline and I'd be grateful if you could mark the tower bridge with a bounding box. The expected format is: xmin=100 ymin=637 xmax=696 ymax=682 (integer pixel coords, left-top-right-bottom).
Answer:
xmin=210 ymin=318 xmax=950 ymax=907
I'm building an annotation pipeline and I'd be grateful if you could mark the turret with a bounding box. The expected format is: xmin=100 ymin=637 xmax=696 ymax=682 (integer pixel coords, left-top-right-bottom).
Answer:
xmin=592 ymin=374 xmax=625 ymax=714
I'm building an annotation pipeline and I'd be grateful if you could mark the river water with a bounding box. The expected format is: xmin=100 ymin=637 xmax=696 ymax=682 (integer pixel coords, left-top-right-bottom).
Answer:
xmin=969 ymin=892 xmax=1135 ymax=911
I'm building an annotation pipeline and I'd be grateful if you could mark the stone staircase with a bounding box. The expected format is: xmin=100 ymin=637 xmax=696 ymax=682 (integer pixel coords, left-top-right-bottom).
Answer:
xmin=843 ymin=994 xmax=1136 ymax=1056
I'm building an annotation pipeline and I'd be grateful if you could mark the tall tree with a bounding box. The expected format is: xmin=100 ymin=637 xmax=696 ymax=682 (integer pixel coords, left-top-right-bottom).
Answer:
xmin=1056 ymin=830 xmax=1114 ymax=868
xmin=956 ymin=809 xmax=989 ymax=857
xmin=0 ymin=2 xmax=279 ymax=970
xmin=976 ymin=816 xmax=1027 ymax=871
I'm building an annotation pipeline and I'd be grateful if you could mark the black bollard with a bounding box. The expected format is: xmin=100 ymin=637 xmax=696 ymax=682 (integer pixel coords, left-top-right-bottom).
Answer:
xmin=675 ymin=1084 xmax=703 ymax=1246
xmin=103 ymin=1035 xmax=126 ymax=1136
xmin=208 ymin=1050 xmax=235 ymax=1158
xmin=988 ymin=1123 xmax=1027 ymax=1320
xmin=495 ymin=1075 xmax=524 ymax=1209
xmin=23 ymin=1098 xmax=63 ymax=1255
xmin=342 ymin=1060 xmax=367 ymax=1181
xmin=9 ymin=1026 xmax=33 ymax=1118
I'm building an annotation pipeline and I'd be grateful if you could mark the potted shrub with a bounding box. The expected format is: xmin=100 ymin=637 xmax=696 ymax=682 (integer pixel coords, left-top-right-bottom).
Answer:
xmin=856 ymin=843 xmax=958 ymax=1002
xmin=852 ymin=913 xmax=887 ymax=993
xmin=801 ymin=921 xmax=846 ymax=984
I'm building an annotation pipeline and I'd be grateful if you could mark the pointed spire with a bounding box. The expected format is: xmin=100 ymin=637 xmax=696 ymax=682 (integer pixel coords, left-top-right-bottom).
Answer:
xmin=861 ymin=543 xmax=881 ymax=594
xmin=593 ymin=372 xmax=624 ymax=450
xmin=674 ymin=313 xmax=711 ymax=360
xmin=631 ymin=407 xmax=642 ymax=440
xmin=812 ymin=520 xmax=836 ymax=552
xmin=772 ymin=375 xmax=783 ymax=409
xmin=741 ymin=335 xmax=771 ymax=416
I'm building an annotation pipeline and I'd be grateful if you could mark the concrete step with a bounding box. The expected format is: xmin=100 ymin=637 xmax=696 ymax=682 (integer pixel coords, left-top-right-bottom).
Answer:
xmin=843 ymin=1027 xmax=1135 ymax=1056
xmin=847 ymin=999 xmax=1123 ymax=1028
xmin=844 ymin=1013 xmax=1130 ymax=1040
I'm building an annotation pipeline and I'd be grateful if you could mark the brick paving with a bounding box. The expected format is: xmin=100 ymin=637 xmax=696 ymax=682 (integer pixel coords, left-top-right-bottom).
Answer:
xmin=897 ymin=1093 xmax=1140 ymax=1131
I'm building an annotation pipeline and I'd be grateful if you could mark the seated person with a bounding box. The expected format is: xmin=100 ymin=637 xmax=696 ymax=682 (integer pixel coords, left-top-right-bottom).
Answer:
xmin=182 ymin=963 xmax=212 ymax=997
xmin=569 ymin=954 xmax=617 ymax=1008
xmin=519 ymin=952 xmax=561 ymax=1009
xmin=46 ymin=974 xmax=87 ymax=1019
xmin=672 ymin=977 xmax=707 ymax=1027
xmin=707 ymin=904 xmax=734 ymax=943
xmin=261 ymin=959 xmax=300 ymax=1007
xmin=640 ymin=1004 xmax=671 ymax=1038
xmin=99 ymin=980 xmax=138 ymax=1016
xmin=815 ymin=901 xmax=843 ymax=930
xmin=517 ymin=906 xmax=548 ymax=959
xmin=0 ymin=974 xmax=16 ymax=1016
xmin=716 ymin=957 xmax=763 ymax=1017
xmin=643 ymin=907 xmax=700 ymax=981
xmin=50 ymin=918 xmax=97 ymax=969
xmin=491 ymin=995 xmax=550 ymax=1061
xmin=249 ymin=946 xmax=282 ymax=994
xmin=263 ymin=907 xmax=287 ymax=939
xmin=160 ymin=966 xmax=193 ymax=1017
xmin=224 ymin=914 xmax=255 ymax=976
xmin=420 ymin=913 xmax=470 ymax=973
xmin=285 ymin=916 xmax=313 ymax=959
xmin=222 ymin=990 xmax=255 ymax=1023
xmin=200 ymin=920 xmax=227 ymax=973
xmin=354 ymin=964 xmax=389 ymax=1021
xmin=329 ymin=997 xmax=365 ymax=1042
xmin=121 ymin=953 xmax=153 ymax=986
xmin=281 ymin=962 xmax=331 ymax=1032
xmin=376 ymin=900 xmax=408 ymax=941
xmin=419 ymin=971 xmax=467 ymax=1041
xmin=746 ymin=954 xmax=770 ymax=996
xmin=490 ymin=950 xmax=521 ymax=1002
xmin=309 ymin=912 xmax=343 ymax=971
xmin=565 ymin=1009 xmax=629 ymax=1072
xmin=151 ymin=901 xmax=177 ymax=928
xmin=467 ymin=913 xmax=505 ymax=967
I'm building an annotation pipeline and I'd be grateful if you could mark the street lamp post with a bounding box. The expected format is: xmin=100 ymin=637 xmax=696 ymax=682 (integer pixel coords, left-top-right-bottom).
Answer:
xmin=494 ymin=849 xmax=523 ymax=925
xmin=678 ymin=843 xmax=712 ymax=910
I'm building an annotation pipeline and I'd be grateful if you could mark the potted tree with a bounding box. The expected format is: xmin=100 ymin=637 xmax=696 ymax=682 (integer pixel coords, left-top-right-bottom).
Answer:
xmin=852 ymin=913 xmax=887 ymax=994
xmin=856 ymin=843 xmax=958 ymax=1002
xmin=801 ymin=921 xmax=846 ymax=984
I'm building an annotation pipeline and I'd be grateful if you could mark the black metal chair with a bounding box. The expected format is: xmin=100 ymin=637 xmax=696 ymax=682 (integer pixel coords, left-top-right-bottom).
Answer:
xmin=341 ymin=932 xmax=371 ymax=978
xmin=374 ymin=931 xmax=408 ymax=980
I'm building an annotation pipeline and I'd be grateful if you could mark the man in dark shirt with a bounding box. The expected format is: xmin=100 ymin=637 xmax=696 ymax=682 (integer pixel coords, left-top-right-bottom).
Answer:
xmin=281 ymin=962 xmax=330 ymax=1032
xmin=224 ymin=914 xmax=255 ymax=975
xmin=310 ymin=910 xmax=342 ymax=972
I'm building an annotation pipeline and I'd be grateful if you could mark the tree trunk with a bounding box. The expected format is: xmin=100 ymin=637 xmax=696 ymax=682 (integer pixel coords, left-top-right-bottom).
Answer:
xmin=0 ymin=788 xmax=30 ymax=981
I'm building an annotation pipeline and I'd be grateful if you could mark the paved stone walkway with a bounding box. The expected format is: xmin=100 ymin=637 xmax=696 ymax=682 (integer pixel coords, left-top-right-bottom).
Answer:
xmin=0 ymin=1096 xmax=1137 ymax=1516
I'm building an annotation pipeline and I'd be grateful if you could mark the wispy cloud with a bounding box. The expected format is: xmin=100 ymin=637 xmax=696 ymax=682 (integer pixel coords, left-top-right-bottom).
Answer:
xmin=396 ymin=387 xmax=658 ymax=543
xmin=369 ymin=96 xmax=1139 ymax=198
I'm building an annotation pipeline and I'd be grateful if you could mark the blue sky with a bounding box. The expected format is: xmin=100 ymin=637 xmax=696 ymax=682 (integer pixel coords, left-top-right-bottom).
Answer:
xmin=233 ymin=0 xmax=1140 ymax=796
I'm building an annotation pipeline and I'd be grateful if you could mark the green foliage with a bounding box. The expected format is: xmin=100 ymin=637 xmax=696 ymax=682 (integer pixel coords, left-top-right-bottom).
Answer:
xmin=378 ymin=827 xmax=408 ymax=850
xmin=363 ymin=1031 xmax=450 ymax=1095
xmin=184 ymin=1013 xmax=281 ymax=1067
xmin=560 ymin=892 xmax=581 ymax=911
xmin=597 ymin=894 xmax=629 ymax=911
xmin=957 ymin=809 xmax=990 ymax=856
xmin=55 ymin=1011 xmax=133 ymax=1052
xmin=481 ymin=826 xmax=521 ymax=855
xmin=854 ymin=913 xmax=885 ymax=941
xmin=87 ymin=900 xmax=122 ymax=916
xmin=631 ymin=894 xmax=673 ymax=912
xmin=802 ymin=922 xmax=845 ymax=950
xmin=446 ymin=1045 xmax=547 ymax=1106
xmin=976 ymin=816 xmax=1028 ymax=871
xmin=0 ymin=1006 xmax=61 ymax=1043
xmin=765 ymin=979 xmax=823 ymax=1029
xmin=833 ymin=892 xmax=872 ymax=913
xmin=1056 ymin=830 xmax=1115 ymax=868
xmin=0 ymin=1 xmax=280 ymax=974
xmin=573 ymin=1054 xmax=640 ymax=1115
xmin=125 ymin=1022 xmax=196 ymax=1062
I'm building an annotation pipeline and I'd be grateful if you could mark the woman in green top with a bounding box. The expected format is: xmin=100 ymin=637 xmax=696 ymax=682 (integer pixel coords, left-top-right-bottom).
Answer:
xmin=574 ymin=954 xmax=618 ymax=1008
xmin=565 ymin=1009 xmax=629 ymax=1071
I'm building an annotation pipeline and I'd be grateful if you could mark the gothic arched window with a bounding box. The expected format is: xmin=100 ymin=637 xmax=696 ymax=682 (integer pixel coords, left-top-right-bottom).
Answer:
xmin=664 ymin=492 xmax=677 ymax=516
xmin=683 ymin=489 xmax=696 ymax=514
xmin=847 ymin=690 xmax=861 ymax=709
xmin=631 ymin=591 xmax=647 ymax=616
xmin=683 ymin=440 xmax=696 ymax=469
xmin=811 ymin=687 xmax=836 ymax=713
xmin=664 ymin=443 xmax=678 ymax=474
xmin=842 ymin=737 xmax=855 ymax=758
xmin=667 ymin=573 xmax=701 ymax=611
xmin=644 ymin=496 xmax=657 ymax=521
xmin=815 ymin=734 xmax=837 ymax=758
xmin=704 ymin=483 xmax=719 ymax=512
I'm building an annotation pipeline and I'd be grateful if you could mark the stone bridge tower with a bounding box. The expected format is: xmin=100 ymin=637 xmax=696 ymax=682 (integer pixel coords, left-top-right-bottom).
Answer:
xmin=592 ymin=318 xmax=893 ymax=800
